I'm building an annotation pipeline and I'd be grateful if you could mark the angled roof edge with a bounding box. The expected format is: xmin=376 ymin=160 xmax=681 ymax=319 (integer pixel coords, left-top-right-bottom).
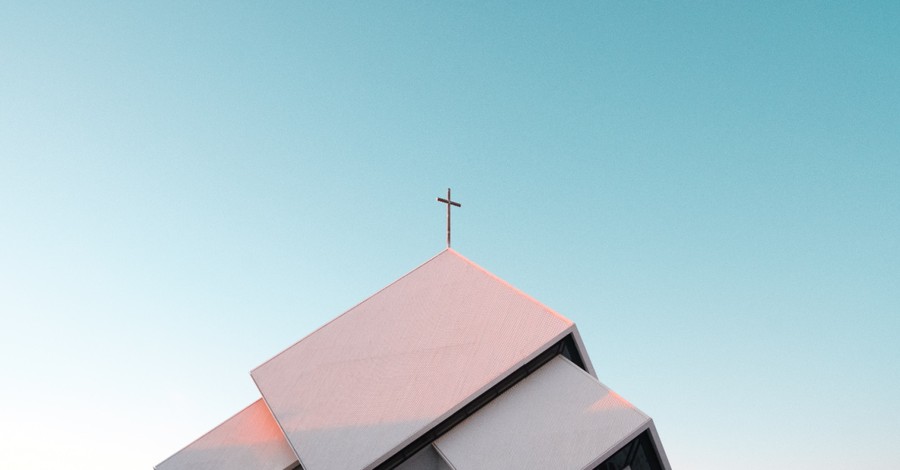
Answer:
xmin=250 ymin=249 xmax=449 ymax=376
xmin=448 ymin=249 xmax=595 ymax=377
xmin=565 ymin=357 xmax=652 ymax=424
xmin=154 ymin=398 xmax=299 ymax=470
xmin=445 ymin=248 xmax=573 ymax=325
xmin=155 ymin=400 xmax=259 ymax=469
xmin=449 ymin=249 xmax=597 ymax=377
xmin=250 ymin=248 xmax=574 ymax=376
xmin=248 ymin=374 xmax=307 ymax=470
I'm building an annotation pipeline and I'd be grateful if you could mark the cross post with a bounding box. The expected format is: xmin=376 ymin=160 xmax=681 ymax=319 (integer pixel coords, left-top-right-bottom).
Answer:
xmin=436 ymin=188 xmax=461 ymax=248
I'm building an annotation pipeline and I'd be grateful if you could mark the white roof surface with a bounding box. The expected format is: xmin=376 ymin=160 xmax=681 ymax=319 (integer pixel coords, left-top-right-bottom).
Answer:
xmin=434 ymin=356 xmax=651 ymax=470
xmin=155 ymin=399 xmax=297 ymax=470
xmin=251 ymin=249 xmax=574 ymax=470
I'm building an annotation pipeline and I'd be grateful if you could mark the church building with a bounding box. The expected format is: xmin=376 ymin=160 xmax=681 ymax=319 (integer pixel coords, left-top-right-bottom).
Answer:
xmin=156 ymin=249 xmax=671 ymax=470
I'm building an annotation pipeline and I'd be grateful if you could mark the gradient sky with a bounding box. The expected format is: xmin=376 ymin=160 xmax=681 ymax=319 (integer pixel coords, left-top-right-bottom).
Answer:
xmin=1 ymin=2 xmax=898 ymax=468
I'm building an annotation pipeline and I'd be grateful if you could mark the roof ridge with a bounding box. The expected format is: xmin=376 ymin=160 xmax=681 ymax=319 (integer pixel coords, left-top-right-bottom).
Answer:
xmin=445 ymin=249 xmax=572 ymax=325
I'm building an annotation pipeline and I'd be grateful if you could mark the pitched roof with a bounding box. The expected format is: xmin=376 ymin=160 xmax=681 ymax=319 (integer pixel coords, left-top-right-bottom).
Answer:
xmin=251 ymin=249 xmax=575 ymax=470
xmin=155 ymin=399 xmax=297 ymax=470
xmin=434 ymin=356 xmax=652 ymax=470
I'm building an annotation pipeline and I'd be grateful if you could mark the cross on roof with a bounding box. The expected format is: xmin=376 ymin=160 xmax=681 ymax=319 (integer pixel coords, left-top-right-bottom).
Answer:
xmin=437 ymin=188 xmax=461 ymax=248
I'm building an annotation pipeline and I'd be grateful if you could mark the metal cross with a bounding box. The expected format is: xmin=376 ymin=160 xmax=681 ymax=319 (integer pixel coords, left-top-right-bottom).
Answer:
xmin=436 ymin=188 xmax=461 ymax=248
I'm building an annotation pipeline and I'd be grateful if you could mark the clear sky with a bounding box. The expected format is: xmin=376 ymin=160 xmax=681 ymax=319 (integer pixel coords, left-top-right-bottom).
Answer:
xmin=1 ymin=2 xmax=898 ymax=468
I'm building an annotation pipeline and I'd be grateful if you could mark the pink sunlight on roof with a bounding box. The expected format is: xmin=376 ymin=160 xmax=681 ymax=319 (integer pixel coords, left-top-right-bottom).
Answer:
xmin=251 ymin=249 xmax=575 ymax=470
xmin=155 ymin=399 xmax=296 ymax=470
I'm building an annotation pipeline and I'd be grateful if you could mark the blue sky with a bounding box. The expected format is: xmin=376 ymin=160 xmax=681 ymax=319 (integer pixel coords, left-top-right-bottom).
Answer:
xmin=1 ymin=2 xmax=898 ymax=468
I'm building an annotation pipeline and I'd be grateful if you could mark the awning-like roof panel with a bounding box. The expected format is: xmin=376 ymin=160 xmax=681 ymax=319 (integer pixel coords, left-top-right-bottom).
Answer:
xmin=434 ymin=356 xmax=651 ymax=470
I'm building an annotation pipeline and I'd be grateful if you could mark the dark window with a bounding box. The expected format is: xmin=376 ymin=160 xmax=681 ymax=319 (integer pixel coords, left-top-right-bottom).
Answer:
xmin=593 ymin=430 xmax=664 ymax=470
